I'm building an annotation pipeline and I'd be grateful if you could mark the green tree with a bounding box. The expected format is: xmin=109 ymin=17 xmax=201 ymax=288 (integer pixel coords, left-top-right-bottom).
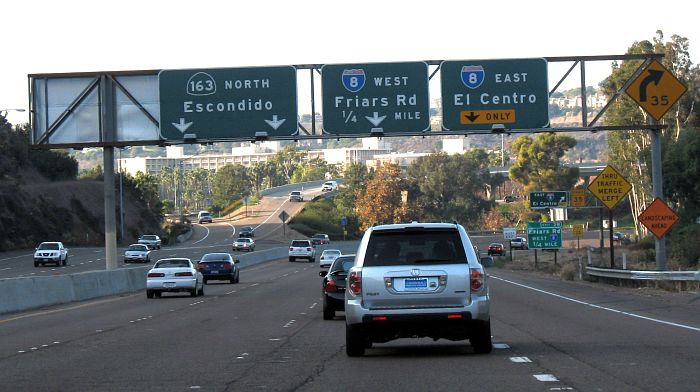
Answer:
xmin=509 ymin=133 xmax=579 ymax=193
xmin=211 ymin=164 xmax=250 ymax=209
xmin=269 ymin=145 xmax=305 ymax=183
xmin=407 ymin=151 xmax=495 ymax=228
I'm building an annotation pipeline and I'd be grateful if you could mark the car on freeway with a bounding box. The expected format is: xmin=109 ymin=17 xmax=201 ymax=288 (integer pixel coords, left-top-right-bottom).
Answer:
xmin=488 ymin=242 xmax=506 ymax=256
xmin=197 ymin=210 xmax=213 ymax=224
xmin=319 ymin=254 xmax=355 ymax=320
xmin=34 ymin=241 xmax=69 ymax=267
xmin=232 ymin=237 xmax=255 ymax=252
xmin=238 ymin=226 xmax=255 ymax=238
xmin=289 ymin=239 xmax=316 ymax=262
xmin=319 ymin=249 xmax=342 ymax=268
xmin=321 ymin=180 xmax=338 ymax=192
xmin=289 ymin=191 xmax=304 ymax=202
xmin=197 ymin=253 xmax=239 ymax=284
xmin=344 ymin=222 xmax=492 ymax=356
xmin=146 ymin=258 xmax=204 ymax=298
xmin=504 ymin=195 xmax=519 ymax=203
xmin=138 ymin=234 xmax=161 ymax=250
xmin=613 ymin=232 xmax=625 ymax=242
xmin=311 ymin=233 xmax=331 ymax=246
xmin=510 ymin=237 xmax=528 ymax=250
xmin=123 ymin=244 xmax=151 ymax=263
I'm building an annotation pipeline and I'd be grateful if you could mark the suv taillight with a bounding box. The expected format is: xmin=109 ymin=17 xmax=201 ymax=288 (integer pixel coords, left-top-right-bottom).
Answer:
xmin=470 ymin=268 xmax=484 ymax=291
xmin=325 ymin=279 xmax=338 ymax=293
xmin=348 ymin=270 xmax=362 ymax=295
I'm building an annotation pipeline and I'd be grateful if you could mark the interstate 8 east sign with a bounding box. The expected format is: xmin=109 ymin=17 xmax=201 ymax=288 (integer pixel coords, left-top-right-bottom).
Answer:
xmin=441 ymin=58 xmax=549 ymax=131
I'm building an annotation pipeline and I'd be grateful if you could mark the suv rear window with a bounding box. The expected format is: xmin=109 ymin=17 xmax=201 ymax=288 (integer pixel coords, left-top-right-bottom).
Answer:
xmin=292 ymin=240 xmax=310 ymax=247
xmin=363 ymin=228 xmax=467 ymax=266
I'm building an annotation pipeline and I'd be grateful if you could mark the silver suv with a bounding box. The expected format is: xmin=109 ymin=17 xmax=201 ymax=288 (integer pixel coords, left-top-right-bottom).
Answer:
xmin=344 ymin=222 xmax=492 ymax=356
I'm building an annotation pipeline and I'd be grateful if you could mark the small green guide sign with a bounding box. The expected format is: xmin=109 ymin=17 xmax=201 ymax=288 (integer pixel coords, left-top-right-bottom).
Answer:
xmin=527 ymin=221 xmax=563 ymax=249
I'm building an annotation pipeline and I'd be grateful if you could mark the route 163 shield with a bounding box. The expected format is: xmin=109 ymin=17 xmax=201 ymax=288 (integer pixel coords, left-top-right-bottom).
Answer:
xmin=461 ymin=65 xmax=485 ymax=89
xmin=342 ymin=69 xmax=366 ymax=93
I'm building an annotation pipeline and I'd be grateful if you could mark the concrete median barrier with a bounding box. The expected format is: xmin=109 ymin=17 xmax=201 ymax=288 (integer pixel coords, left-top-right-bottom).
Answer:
xmin=0 ymin=248 xmax=289 ymax=315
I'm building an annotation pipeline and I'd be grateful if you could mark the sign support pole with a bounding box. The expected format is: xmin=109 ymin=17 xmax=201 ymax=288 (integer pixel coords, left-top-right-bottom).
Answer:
xmin=650 ymin=119 xmax=667 ymax=270
xmin=609 ymin=208 xmax=615 ymax=268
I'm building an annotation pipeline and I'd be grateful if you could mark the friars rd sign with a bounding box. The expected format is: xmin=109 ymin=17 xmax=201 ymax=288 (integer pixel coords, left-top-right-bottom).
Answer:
xmin=441 ymin=58 xmax=549 ymax=131
xmin=159 ymin=66 xmax=298 ymax=141
xmin=321 ymin=62 xmax=430 ymax=135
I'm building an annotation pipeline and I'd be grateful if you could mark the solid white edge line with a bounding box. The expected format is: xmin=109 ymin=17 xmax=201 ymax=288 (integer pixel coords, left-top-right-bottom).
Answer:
xmin=192 ymin=225 xmax=210 ymax=245
xmin=491 ymin=275 xmax=700 ymax=332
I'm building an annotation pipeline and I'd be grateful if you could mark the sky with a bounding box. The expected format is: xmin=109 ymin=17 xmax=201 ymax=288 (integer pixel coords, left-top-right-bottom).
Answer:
xmin=1 ymin=0 xmax=699 ymax=126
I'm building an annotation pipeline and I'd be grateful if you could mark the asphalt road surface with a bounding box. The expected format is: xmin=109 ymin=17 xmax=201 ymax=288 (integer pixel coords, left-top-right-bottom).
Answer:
xmin=1 ymin=251 xmax=699 ymax=391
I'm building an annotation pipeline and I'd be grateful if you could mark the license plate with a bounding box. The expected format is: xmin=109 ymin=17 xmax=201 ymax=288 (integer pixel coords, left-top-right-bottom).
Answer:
xmin=210 ymin=270 xmax=219 ymax=274
xmin=163 ymin=282 xmax=176 ymax=288
xmin=404 ymin=278 xmax=428 ymax=289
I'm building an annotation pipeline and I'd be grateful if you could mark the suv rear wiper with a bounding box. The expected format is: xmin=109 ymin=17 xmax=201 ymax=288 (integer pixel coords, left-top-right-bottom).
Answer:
xmin=412 ymin=258 xmax=450 ymax=263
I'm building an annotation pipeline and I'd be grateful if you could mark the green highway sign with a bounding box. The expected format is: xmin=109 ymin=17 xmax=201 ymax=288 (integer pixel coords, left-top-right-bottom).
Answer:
xmin=529 ymin=191 xmax=569 ymax=208
xmin=441 ymin=58 xmax=549 ymax=131
xmin=321 ymin=62 xmax=430 ymax=135
xmin=159 ymin=66 xmax=298 ymax=141
xmin=527 ymin=221 xmax=562 ymax=249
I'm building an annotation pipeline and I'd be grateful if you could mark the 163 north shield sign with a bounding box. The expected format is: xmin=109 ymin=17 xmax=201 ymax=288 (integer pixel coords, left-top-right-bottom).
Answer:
xmin=441 ymin=58 xmax=549 ymax=131
xmin=159 ymin=66 xmax=298 ymax=141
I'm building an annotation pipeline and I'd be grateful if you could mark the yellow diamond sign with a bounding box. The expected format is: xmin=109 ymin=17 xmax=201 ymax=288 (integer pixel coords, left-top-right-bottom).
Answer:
xmin=625 ymin=59 xmax=687 ymax=121
xmin=587 ymin=165 xmax=632 ymax=209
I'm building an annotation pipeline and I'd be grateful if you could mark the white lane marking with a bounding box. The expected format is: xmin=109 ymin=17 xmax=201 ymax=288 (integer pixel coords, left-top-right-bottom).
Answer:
xmin=0 ymin=267 xmax=11 ymax=271
xmin=534 ymin=374 xmax=559 ymax=382
xmin=510 ymin=356 xmax=532 ymax=363
xmin=192 ymin=226 xmax=211 ymax=245
xmin=250 ymin=283 xmax=259 ymax=287
xmin=269 ymin=338 xmax=281 ymax=341
xmin=492 ymin=275 xmax=700 ymax=333
xmin=227 ymin=222 xmax=237 ymax=238
xmin=549 ymin=388 xmax=574 ymax=391
xmin=309 ymin=303 xmax=318 ymax=309
xmin=226 ymin=290 xmax=237 ymax=294
xmin=493 ymin=343 xmax=510 ymax=349
xmin=283 ymin=320 xmax=296 ymax=328
xmin=0 ymin=253 xmax=33 ymax=261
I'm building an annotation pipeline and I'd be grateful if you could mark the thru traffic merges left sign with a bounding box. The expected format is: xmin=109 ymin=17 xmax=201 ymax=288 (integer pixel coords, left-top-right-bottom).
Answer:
xmin=158 ymin=66 xmax=298 ymax=141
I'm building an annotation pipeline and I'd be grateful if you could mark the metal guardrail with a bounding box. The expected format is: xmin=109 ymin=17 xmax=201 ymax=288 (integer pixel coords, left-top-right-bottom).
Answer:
xmin=586 ymin=266 xmax=700 ymax=281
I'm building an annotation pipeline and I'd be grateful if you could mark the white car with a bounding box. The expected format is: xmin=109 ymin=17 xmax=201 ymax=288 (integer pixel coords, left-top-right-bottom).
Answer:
xmin=34 ymin=241 xmax=68 ymax=267
xmin=124 ymin=244 xmax=151 ymax=263
xmin=319 ymin=249 xmax=342 ymax=268
xmin=322 ymin=181 xmax=338 ymax=192
xmin=146 ymin=258 xmax=204 ymax=298
xmin=232 ymin=237 xmax=255 ymax=252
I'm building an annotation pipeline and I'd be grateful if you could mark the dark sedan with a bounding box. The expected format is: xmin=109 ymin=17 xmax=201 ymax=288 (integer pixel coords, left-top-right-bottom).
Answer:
xmin=238 ymin=226 xmax=255 ymax=238
xmin=319 ymin=254 xmax=355 ymax=320
xmin=197 ymin=253 xmax=240 ymax=284
xmin=488 ymin=242 xmax=506 ymax=256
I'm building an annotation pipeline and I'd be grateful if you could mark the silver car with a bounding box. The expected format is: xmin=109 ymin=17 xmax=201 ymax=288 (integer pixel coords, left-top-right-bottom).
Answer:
xmin=124 ymin=244 xmax=151 ymax=263
xmin=146 ymin=258 xmax=204 ymax=298
xmin=344 ymin=222 xmax=491 ymax=356
xmin=232 ymin=237 xmax=255 ymax=252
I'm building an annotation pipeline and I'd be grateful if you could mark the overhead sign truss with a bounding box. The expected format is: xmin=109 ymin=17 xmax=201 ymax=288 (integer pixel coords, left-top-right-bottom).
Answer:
xmin=29 ymin=54 xmax=669 ymax=148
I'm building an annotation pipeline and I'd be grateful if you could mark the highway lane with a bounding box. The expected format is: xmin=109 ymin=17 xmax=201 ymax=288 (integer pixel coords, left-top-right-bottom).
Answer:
xmin=2 ymin=256 xmax=699 ymax=391
xmin=0 ymin=184 xmax=325 ymax=280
